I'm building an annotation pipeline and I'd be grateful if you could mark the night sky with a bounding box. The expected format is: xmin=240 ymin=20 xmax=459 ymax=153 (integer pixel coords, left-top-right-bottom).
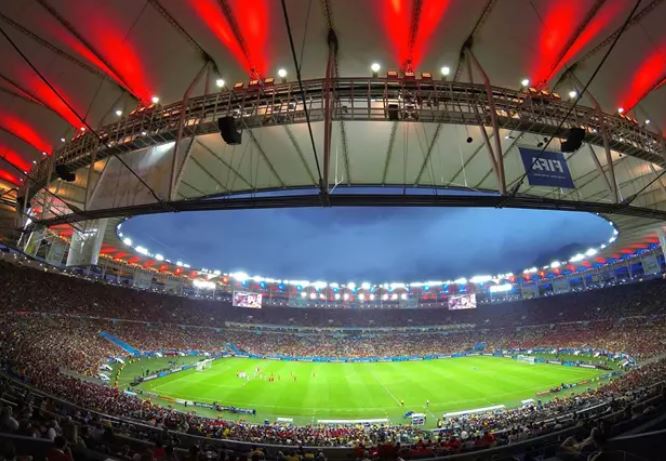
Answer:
xmin=123 ymin=207 xmax=612 ymax=282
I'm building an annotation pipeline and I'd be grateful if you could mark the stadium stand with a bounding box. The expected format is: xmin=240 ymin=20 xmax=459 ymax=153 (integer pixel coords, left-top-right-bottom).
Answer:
xmin=1 ymin=259 xmax=666 ymax=460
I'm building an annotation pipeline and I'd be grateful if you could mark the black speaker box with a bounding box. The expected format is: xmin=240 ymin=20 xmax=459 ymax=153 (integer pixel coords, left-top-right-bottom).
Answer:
xmin=561 ymin=127 xmax=585 ymax=153
xmin=55 ymin=165 xmax=76 ymax=182
xmin=217 ymin=116 xmax=242 ymax=145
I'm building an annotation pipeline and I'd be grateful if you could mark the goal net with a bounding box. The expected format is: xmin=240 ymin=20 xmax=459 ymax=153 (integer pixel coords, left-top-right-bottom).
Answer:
xmin=195 ymin=358 xmax=213 ymax=371
xmin=517 ymin=354 xmax=536 ymax=364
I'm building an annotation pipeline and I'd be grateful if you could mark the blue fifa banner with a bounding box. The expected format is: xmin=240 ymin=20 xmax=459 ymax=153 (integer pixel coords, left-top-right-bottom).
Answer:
xmin=519 ymin=147 xmax=574 ymax=188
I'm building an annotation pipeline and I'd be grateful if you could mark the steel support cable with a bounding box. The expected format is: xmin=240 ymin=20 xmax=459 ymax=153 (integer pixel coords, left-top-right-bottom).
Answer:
xmin=0 ymin=24 xmax=166 ymax=207
xmin=509 ymin=0 xmax=643 ymax=198
xmin=279 ymin=0 xmax=324 ymax=193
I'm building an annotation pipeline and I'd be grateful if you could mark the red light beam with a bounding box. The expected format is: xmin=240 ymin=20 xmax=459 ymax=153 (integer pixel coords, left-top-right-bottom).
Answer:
xmin=620 ymin=42 xmax=666 ymax=112
xmin=382 ymin=0 xmax=451 ymax=70
xmin=0 ymin=113 xmax=52 ymax=154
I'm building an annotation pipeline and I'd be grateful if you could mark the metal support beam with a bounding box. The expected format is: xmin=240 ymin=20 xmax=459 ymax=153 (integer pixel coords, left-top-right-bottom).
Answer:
xmin=453 ymin=0 xmax=496 ymax=82
xmin=31 ymin=191 xmax=666 ymax=228
xmin=323 ymin=42 xmax=334 ymax=191
xmin=601 ymin=123 xmax=620 ymax=203
xmin=467 ymin=49 xmax=506 ymax=194
xmin=245 ymin=129 xmax=285 ymax=187
xmin=84 ymin=147 xmax=98 ymax=210
xmin=284 ymin=126 xmax=317 ymax=186
xmin=169 ymin=61 xmax=208 ymax=201
xmin=649 ymin=163 xmax=666 ymax=197
xmin=465 ymin=57 xmax=502 ymax=193
xmin=381 ymin=122 xmax=399 ymax=184
xmin=195 ymin=139 xmax=253 ymax=190
xmin=36 ymin=0 xmax=139 ymax=99
xmin=587 ymin=144 xmax=614 ymax=197
xmin=414 ymin=124 xmax=443 ymax=185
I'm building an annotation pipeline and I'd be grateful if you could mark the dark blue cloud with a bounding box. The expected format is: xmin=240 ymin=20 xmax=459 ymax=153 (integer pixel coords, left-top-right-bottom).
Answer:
xmin=123 ymin=208 xmax=612 ymax=282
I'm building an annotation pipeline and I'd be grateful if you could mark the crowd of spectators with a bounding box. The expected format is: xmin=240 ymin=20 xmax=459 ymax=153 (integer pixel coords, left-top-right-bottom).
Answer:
xmin=3 ymin=259 xmax=666 ymax=330
xmin=1 ymin=259 xmax=666 ymax=457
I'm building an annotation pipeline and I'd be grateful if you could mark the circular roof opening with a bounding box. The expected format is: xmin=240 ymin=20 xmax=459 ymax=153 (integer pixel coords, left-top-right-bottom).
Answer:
xmin=121 ymin=207 xmax=613 ymax=282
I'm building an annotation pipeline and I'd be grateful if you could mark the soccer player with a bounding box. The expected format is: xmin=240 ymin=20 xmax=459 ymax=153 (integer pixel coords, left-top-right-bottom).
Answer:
xmin=425 ymin=399 xmax=430 ymax=408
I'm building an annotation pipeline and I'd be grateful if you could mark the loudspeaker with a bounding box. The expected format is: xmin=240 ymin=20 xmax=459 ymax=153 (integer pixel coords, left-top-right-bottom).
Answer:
xmin=387 ymin=104 xmax=399 ymax=121
xmin=561 ymin=127 xmax=585 ymax=153
xmin=55 ymin=165 xmax=76 ymax=182
xmin=217 ymin=116 xmax=242 ymax=145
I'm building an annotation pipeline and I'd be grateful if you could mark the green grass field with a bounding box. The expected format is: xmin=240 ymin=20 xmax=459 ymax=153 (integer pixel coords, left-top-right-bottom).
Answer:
xmin=118 ymin=356 xmax=608 ymax=427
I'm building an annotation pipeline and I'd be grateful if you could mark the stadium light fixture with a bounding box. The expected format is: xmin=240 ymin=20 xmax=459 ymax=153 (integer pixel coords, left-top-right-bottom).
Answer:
xmin=470 ymin=275 xmax=492 ymax=284
xmin=115 ymin=109 xmax=123 ymax=117
xmin=645 ymin=119 xmax=651 ymax=124
xmin=215 ymin=78 xmax=226 ymax=88
xmin=489 ymin=283 xmax=512 ymax=293
xmin=155 ymin=254 xmax=164 ymax=261
xmin=617 ymin=107 xmax=624 ymax=114
xmin=440 ymin=66 xmax=451 ymax=77
xmin=151 ymin=96 xmax=160 ymax=104
xmin=454 ymin=277 xmax=467 ymax=284
xmin=277 ymin=68 xmax=287 ymax=79
xmin=60 ymin=137 xmax=66 ymax=143
xmin=569 ymin=253 xmax=584 ymax=263
xmin=568 ymin=90 xmax=577 ymax=99
xmin=346 ymin=282 xmax=356 ymax=290
xmin=193 ymin=279 xmax=216 ymax=290
xmin=550 ymin=261 xmax=561 ymax=269
xmin=585 ymin=248 xmax=598 ymax=257
xmin=520 ymin=78 xmax=530 ymax=87
xmin=135 ymin=246 xmax=149 ymax=255
xmin=122 ymin=237 xmax=132 ymax=246
xmin=361 ymin=282 xmax=371 ymax=290
xmin=371 ymin=62 xmax=381 ymax=77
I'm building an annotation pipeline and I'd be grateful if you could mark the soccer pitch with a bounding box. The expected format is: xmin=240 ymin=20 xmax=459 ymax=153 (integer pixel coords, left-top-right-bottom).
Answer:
xmin=121 ymin=356 xmax=607 ymax=427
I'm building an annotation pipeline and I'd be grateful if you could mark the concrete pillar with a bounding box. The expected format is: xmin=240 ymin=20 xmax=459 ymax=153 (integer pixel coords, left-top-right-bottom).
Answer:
xmin=23 ymin=226 xmax=45 ymax=256
xmin=66 ymin=218 xmax=108 ymax=267
xmin=657 ymin=227 xmax=666 ymax=264
xmin=45 ymin=239 xmax=67 ymax=266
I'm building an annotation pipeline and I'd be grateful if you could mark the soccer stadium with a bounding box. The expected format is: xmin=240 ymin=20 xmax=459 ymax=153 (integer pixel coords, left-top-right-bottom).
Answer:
xmin=0 ymin=1 xmax=666 ymax=461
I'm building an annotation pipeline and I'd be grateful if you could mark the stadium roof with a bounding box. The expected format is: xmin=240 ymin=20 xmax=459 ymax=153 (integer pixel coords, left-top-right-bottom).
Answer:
xmin=0 ymin=0 xmax=665 ymax=275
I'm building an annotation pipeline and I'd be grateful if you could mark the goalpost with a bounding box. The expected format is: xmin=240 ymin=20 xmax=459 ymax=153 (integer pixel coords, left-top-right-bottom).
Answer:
xmin=195 ymin=358 xmax=213 ymax=371
xmin=517 ymin=354 xmax=536 ymax=365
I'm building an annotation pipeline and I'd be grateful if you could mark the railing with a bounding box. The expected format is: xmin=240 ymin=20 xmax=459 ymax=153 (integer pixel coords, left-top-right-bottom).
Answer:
xmin=2 ymin=368 xmax=664 ymax=461
xmin=30 ymin=78 xmax=664 ymax=190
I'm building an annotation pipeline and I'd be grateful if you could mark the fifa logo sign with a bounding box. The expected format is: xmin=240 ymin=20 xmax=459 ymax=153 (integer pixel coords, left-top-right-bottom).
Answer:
xmin=531 ymin=157 xmax=565 ymax=174
xmin=519 ymin=146 xmax=575 ymax=189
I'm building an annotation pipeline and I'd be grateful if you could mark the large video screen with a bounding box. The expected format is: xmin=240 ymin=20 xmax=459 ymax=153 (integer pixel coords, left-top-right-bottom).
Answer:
xmin=233 ymin=291 xmax=263 ymax=309
xmin=448 ymin=293 xmax=477 ymax=310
